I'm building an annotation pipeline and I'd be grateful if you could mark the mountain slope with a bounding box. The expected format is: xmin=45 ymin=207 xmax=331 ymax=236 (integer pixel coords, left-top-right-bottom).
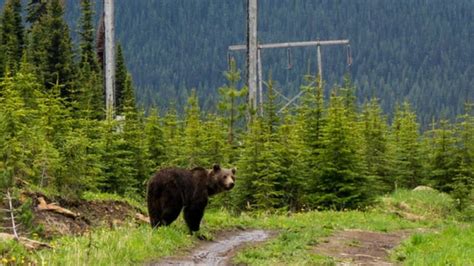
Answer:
xmin=2 ymin=0 xmax=473 ymax=123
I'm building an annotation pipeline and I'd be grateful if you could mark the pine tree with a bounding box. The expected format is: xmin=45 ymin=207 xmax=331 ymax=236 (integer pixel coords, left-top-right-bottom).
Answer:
xmin=235 ymin=115 xmax=265 ymax=210
xmin=115 ymin=44 xmax=128 ymax=114
xmin=79 ymin=0 xmax=99 ymax=72
xmin=390 ymin=102 xmax=425 ymax=189
xmin=161 ymin=105 xmax=183 ymax=166
xmin=100 ymin=118 xmax=136 ymax=194
xmin=182 ymin=89 xmax=207 ymax=167
xmin=28 ymin=0 xmax=77 ymax=100
xmin=145 ymin=108 xmax=165 ymax=170
xmin=218 ymin=58 xmax=248 ymax=149
xmin=451 ymin=103 xmax=474 ymax=210
xmin=0 ymin=0 xmax=24 ymax=76
xmin=314 ymin=90 xmax=371 ymax=209
xmin=426 ymin=119 xmax=458 ymax=192
xmin=26 ymin=0 xmax=48 ymax=24
xmin=360 ymin=98 xmax=392 ymax=193
xmin=75 ymin=0 xmax=104 ymax=119
xmin=295 ymin=75 xmax=325 ymax=193
xmin=252 ymin=79 xmax=285 ymax=209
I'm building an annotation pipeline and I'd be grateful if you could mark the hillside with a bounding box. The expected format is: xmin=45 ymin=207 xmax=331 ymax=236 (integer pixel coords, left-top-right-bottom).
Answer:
xmin=2 ymin=0 xmax=471 ymax=124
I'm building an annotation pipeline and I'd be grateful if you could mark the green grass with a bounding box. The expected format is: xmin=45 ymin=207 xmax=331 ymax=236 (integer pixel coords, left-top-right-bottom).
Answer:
xmin=378 ymin=189 xmax=456 ymax=221
xmin=33 ymin=225 xmax=193 ymax=266
xmin=3 ymin=189 xmax=472 ymax=265
xmin=81 ymin=191 xmax=147 ymax=213
xmin=393 ymin=224 xmax=474 ymax=265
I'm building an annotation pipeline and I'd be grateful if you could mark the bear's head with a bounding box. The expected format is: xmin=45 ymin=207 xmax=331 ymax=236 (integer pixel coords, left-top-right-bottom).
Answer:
xmin=208 ymin=164 xmax=236 ymax=194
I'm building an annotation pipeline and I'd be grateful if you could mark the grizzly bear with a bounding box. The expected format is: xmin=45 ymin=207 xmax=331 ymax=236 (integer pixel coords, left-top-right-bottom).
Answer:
xmin=147 ymin=164 xmax=236 ymax=233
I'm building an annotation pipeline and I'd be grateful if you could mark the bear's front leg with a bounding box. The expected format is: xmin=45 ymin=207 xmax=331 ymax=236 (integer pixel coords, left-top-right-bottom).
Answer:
xmin=183 ymin=200 xmax=208 ymax=234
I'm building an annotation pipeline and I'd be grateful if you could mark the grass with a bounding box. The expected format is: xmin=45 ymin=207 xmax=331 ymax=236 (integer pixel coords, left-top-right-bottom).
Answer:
xmin=81 ymin=191 xmax=147 ymax=213
xmin=34 ymin=226 xmax=193 ymax=266
xmin=393 ymin=224 xmax=474 ymax=265
xmin=2 ymin=189 xmax=472 ymax=265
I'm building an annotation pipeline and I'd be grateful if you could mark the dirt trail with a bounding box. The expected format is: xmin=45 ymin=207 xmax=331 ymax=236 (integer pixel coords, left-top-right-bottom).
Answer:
xmin=151 ymin=229 xmax=272 ymax=266
xmin=313 ymin=229 xmax=415 ymax=265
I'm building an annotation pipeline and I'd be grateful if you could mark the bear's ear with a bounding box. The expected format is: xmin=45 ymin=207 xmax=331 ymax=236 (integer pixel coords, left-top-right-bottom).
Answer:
xmin=213 ymin=164 xmax=221 ymax=172
xmin=231 ymin=167 xmax=236 ymax=174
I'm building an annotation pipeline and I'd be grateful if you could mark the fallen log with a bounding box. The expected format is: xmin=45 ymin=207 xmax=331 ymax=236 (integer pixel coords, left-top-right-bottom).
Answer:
xmin=0 ymin=233 xmax=52 ymax=250
xmin=135 ymin=213 xmax=150 ymax=224
xmin=37 ymin=197 xmax=78 ymax=218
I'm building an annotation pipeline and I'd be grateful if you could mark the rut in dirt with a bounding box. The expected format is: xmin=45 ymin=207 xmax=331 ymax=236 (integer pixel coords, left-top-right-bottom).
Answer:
xmin=151 ymin=229 xmax=272 ymax=266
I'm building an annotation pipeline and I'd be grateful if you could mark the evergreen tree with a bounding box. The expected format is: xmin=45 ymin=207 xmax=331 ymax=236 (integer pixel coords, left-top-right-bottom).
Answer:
xmin=426 ymin=119 xmax=458 ymax=192
xmin=252 ymin=79 xmax=285 ymax=209
xmin=390 ymin=102 xmax=425 ymax=189
xmin=217 ymin=58 xmax=247 ymax=149
xmin=100 ymin=118 xmax=136 ymax=194
xmin=451 ymin=103 xmax=474 ymax=210
xmin=75 ymin=0 xmax=104 ymax=119
xmin=0 ymin=0 xmax=24 ymax=76
xmin=314 ymin=90 xmax=371 ymax=209
xmin=115 ymin=44 xmax=128 ymax=114
xmin=296 ymin=75 xmax=325 ymax=196
xmin=360 ymin=98 xmax=392 ymax=193
xmin=78 ymin=0 xmax=99 ymax=72
xmin=26 ymin=0 xmax=48 ymax=24
xmin=182 ymin=89 xmax=207 ymax=167
xmin=161 ymin=105 xmax=183 ymax=166
xmin=235 ymin=115 xmax=265 ymax=210
xmin=145 ymin=108 xmax=165 ymax=170
xmin=28 ymin=0 xmax=76 ymax=99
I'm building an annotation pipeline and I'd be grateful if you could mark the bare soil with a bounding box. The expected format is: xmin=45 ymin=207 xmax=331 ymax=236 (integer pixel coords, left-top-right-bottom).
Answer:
xmin=313 ymin=229 xmax=416 ymax=265
xmin=151 ymin=229 xmax=274 ymax=266
xmin=1 ymin=192 xmax=147 ymax=239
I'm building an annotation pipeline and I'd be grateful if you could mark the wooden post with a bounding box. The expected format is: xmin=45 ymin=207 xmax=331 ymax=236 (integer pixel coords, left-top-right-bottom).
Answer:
xmin=104 ymin=0 xmax=115 ymax=119
xmin=317 ymin=44 xmax=322 ymax=82
xmin=247 ymin=0 xmax=258 ymax=110
xmin=257 ymin=48 xmax=263 ymax=115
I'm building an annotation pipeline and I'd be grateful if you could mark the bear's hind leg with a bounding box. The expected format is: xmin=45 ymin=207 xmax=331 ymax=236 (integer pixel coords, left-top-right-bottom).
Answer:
xmin=159 ymin=189 xmax=183 ymax=226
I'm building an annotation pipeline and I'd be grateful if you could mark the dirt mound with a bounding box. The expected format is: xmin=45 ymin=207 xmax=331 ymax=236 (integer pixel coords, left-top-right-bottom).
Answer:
xmin=25 ymin=192 xmax=147 ymax=238
xmin=313 ymin=229 xmax=414 ymax=265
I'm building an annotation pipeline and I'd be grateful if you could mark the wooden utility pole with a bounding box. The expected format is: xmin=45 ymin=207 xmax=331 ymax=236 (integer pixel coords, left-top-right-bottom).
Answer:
xmin=229 ymin=39 xmax=350 ymax=112
xmin=247 ymin=0 xmax=258 ymax=110
xmin=104 ymin=0 xmax=115 ymax=119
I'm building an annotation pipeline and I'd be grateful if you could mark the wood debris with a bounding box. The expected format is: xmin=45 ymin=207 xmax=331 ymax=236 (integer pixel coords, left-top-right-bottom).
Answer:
xmin=0 ymin=233 xmax=52 ymax=250
xmin=37 ymin=197 xmax=78 ymax=218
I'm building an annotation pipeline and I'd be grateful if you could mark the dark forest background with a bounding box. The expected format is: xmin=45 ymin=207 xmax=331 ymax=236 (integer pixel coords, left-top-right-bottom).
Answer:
xmin=2 ymin=0 xmax=472 ymax=125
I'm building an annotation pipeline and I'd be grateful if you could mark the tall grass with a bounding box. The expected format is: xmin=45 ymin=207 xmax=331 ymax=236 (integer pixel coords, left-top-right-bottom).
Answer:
xmin=34 ymin=225 xmax=193 ymax=266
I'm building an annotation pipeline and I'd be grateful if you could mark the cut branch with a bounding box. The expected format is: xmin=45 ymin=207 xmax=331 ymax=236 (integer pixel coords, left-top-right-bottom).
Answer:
xmin=37 ymin=197 xmax=78 ymax=218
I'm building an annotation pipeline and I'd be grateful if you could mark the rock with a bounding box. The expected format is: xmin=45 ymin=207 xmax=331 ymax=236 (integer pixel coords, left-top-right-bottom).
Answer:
xmin=413 ymin=186 xmax=435 ymax=191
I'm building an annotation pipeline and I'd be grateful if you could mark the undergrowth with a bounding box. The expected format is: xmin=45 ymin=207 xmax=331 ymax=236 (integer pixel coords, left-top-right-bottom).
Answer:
xmin=1 ymin=189 xmax=471 ymax=265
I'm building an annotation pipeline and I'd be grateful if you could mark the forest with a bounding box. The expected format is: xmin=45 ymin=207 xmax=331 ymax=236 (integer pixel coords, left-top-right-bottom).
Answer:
xmin=11 ymin=0 xmax=469 ymax=127
xmin=0 ymin=0 xmax=473 ymax=264
xmin=1 ymin=0 xmax=472 ymax=210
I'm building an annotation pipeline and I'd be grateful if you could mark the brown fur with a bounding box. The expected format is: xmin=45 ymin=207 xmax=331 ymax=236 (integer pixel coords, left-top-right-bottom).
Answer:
xmin=147 ymin=164 xmax=236 ymax=232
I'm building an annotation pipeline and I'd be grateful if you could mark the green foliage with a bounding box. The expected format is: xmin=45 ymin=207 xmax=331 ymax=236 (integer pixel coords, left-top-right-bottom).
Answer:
xmin=360 ymin=98 xmax=392 ymax=193
xmin=34 ymin=225 xmax=194 ymax=266
xmin=312 ymin=89 xmax=372 ymax=209
xmin=27 ymin=0 xmax=77 ymax=100
xmin=0 ymin=0 xmax=24 ymax=76
xmin=390 ymin=102 xmax=425 ymax=188
xmin=393 ymin=224 xmax=474 ymax=265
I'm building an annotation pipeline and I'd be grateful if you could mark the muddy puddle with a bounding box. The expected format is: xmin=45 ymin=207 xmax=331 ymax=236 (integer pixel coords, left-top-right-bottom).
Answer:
xmin=151 ymin=229 xmax=272 ymax=266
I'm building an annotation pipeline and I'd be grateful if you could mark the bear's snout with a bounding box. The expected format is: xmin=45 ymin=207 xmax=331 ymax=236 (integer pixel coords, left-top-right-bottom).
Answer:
xmin=228 ymin=182 xmax=235 ymax=189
